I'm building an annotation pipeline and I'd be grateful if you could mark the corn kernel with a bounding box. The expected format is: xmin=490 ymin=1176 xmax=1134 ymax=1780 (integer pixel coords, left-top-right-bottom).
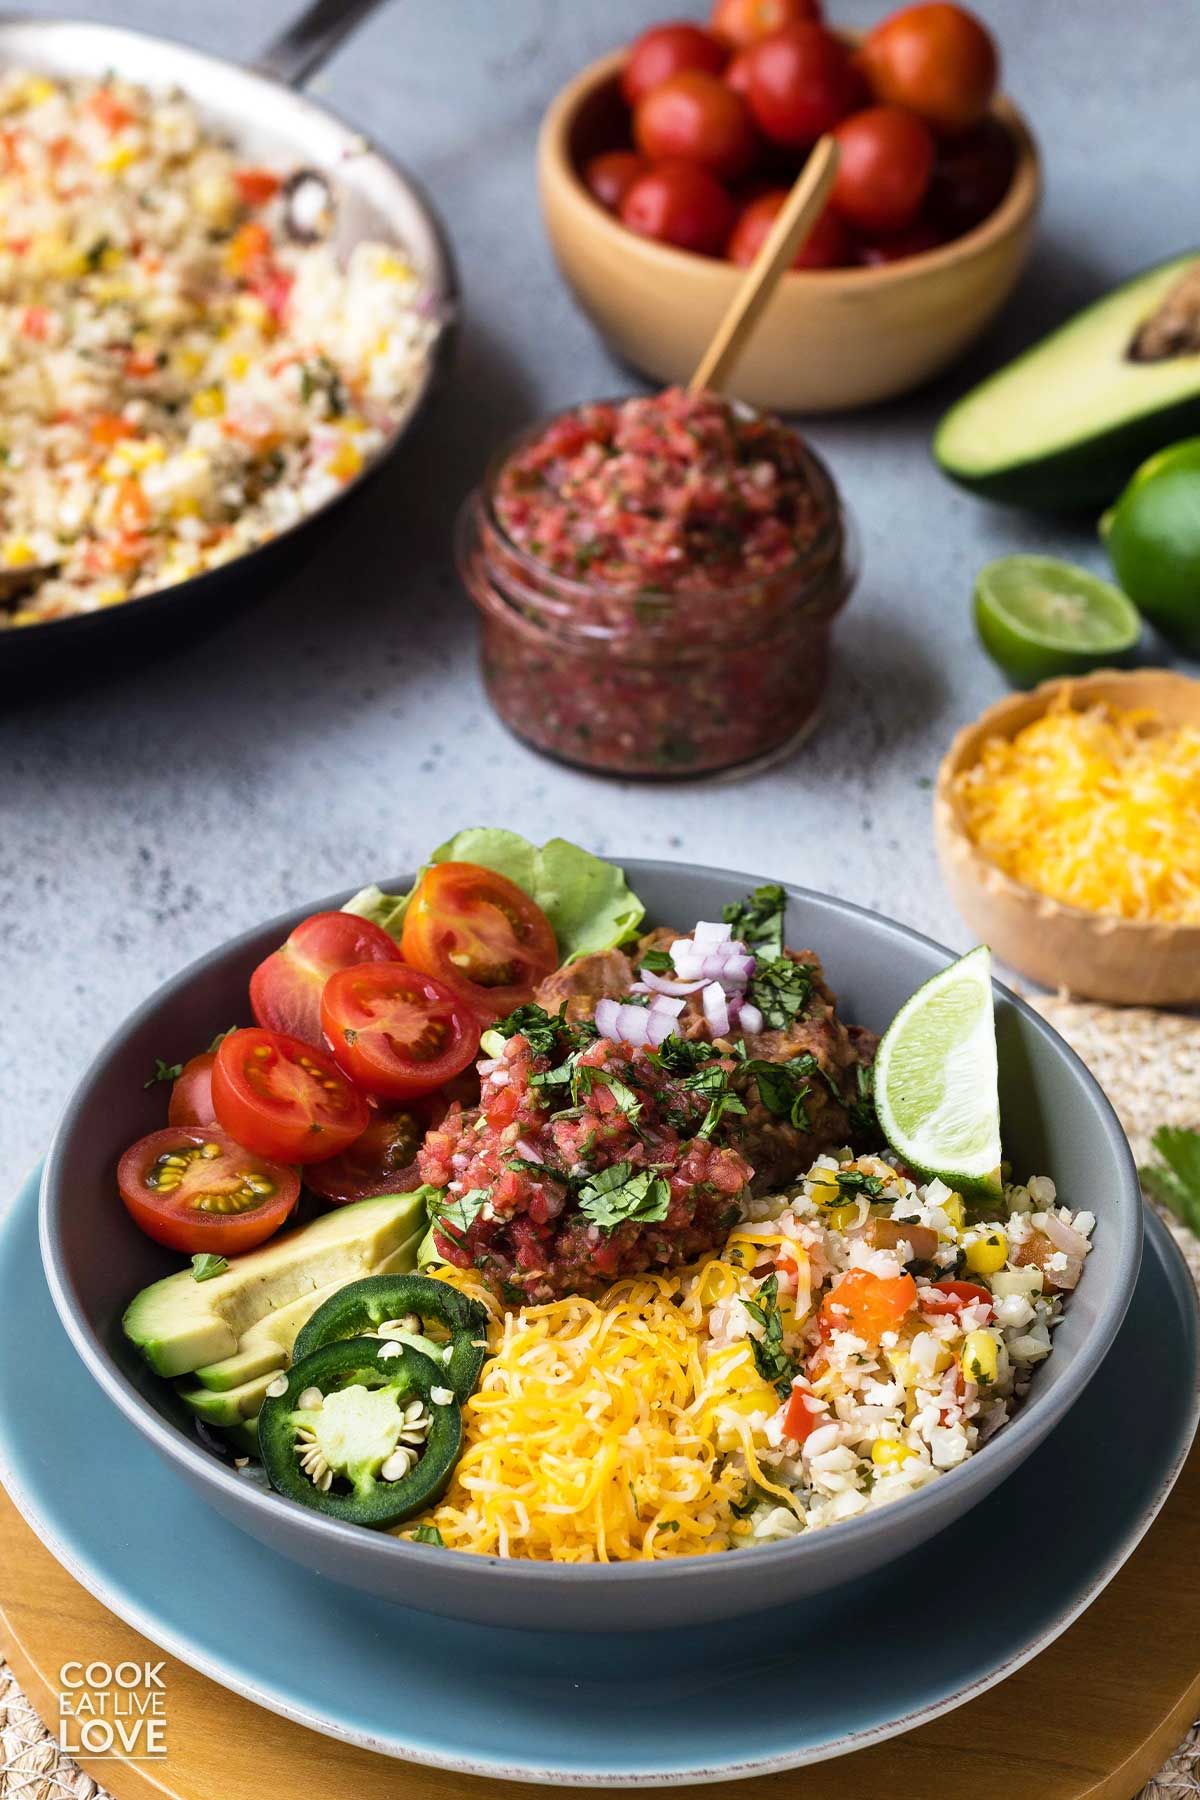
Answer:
xmin=327 ymin=441 xmax=363 ymax=482
xmin=807 ymin=1170 xmax=840 ymax=1206
xmin=96 ymin=584 xmax=127 ymax=607
xmin=98 ymin=142 xmax=136 ymax=174
xmin=23 ymin=77 xmax=57 ymax=107
xmin=871 ymin=1438 xmax=916 ymax=1470
xmin=2 ymin=537 xmax=36 ymax=567
xmin=961 ymin=1330 xmax=999 ymax=1388
xmin=965 ymin=1229 xmax=1008 ymax=1276
xmin=941 ymin=1194 xmax=965 ymax=1231
xmin=191 ymin=386 xmax=225 ymax=419
xmin=226 ymin=350 xmax=250 ymax=379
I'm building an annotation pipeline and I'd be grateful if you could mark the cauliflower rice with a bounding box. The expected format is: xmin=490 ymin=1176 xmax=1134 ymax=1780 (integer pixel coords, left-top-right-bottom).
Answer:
xmin=0 ymin=69 xmax=437 ymax=627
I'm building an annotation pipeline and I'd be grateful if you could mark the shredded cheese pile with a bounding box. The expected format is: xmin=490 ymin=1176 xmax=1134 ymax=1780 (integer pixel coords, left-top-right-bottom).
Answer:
xmin=954 ymin=697 xmax=1200 ymax=923
xmin=410 ymin=1267 xmax=749 ymax=1561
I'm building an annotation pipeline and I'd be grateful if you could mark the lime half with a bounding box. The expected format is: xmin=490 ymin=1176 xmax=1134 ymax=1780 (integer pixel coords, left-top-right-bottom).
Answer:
xmin=974 ymin=554 xmax=1140 ymax=687
xmin=874 ymin=946 xmax=1002 ymax=1197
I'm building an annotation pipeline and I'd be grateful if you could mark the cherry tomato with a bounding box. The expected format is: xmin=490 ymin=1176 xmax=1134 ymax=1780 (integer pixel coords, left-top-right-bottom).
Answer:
xmin=926 ymin=115 xmax=1014 ymax=235
xmin=852 ymin=216 xmax=945 ymax=264
xmin=212 ymin=1028 xmax=370 ymax=1164
xmin=249 ymin=910 xmax=401 ymax=1047
xmin=920 ymin=1279 xmax=994 ymax=1317
xmin=745 ymin=24 xmax=863 ymax=148
xmin=782 ymin=1378 xmax=824 ymax=1442
xmin=620 ymin=160 xmax=736 ymax=255
xmin=857 ymin=3 xmax=998 ymax=135
xmin=234 ymin=167 xmax=281 ymax=208
xmin=400 ymin=863 xmax=560 ymax=1021
xmin=117 ymin=1126 xmax=299 ymax=1255
xmin=818 ymin=1269 xmax=917 ymax=1346
xmin=622 ymin=23 xmax=727 ymax=107
xmin=583 ymin=150 xmax=648 ymax=212
xmin=710 ymin=0 xmax=822 ymax=48
xmin=321 ymin=963 xmax=481 ymax=1100
xmin=168 ymin=1051 xmax=217 ymax=1127
xmin=634 ymin=70 xmax=758 ymax=181
xmin=303 ymin=1106 xmax=427 ymax=1205
xmin=727 ymin=187 xmax=849 ymax=267
xmin=831 ymin=105 xmax=934 ymax=233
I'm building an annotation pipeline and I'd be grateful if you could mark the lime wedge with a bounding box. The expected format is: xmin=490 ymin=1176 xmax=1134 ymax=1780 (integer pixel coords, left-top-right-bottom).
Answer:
xmin=974 ymin=554 xmax=1140 ymax=687
xmin=874 ymin=946 xmax=1002 ymax=1197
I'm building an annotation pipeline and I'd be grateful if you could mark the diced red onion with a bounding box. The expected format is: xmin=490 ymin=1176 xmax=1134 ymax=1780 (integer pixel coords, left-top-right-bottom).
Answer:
xmin=595 ymin=997 xmax=655 ymax=1048
xmin=451 ymin=1153 xmax=469 ymax=1171
xmin=646 ymin=1009 xmax=679 ymax=1047
xmin=640 ymin=968 xmax=706 ymax=997
xmin=648 ymin=994 xmax=686 ymax=1018
xmin=489 ymin=1069 xmax=510 ymax=1087
xmin=694 ymin=921 xmax=733 ymax=949
xmin=1034 ymin=1211 xmax=1091 ymax=1261
xmin=739 ymin=1002 xmax=764 ymax=1035
xmin=702 ymin=981 xmax=730 ymax=1038
xmin=476 ymin=1057 xmax=500 ymax=1076
xmin=515 ymin=1138 xmax=543 ymax=1164
xmin=719 ymin=952 xmax=756 ymax=983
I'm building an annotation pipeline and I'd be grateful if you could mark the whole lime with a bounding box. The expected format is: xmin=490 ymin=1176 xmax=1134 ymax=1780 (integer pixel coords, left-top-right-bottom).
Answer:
xmin=1102 ymin=438 xmax=1200 ymax=652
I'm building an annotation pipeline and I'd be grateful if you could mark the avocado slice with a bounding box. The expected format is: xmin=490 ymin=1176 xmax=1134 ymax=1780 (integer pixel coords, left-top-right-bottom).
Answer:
xmin=177 ymin=1368 xmax=276 ymax=1426
xmin=122 ymin=1191 xmax=428 ymax=1379
xmin=935 ymin=252 xmax=1200 ymax=510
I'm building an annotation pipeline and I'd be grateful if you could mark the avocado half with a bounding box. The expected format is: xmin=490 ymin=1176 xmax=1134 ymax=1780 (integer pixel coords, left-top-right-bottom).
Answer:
xmin=935 ymin=252 xmax=1200 ymax=511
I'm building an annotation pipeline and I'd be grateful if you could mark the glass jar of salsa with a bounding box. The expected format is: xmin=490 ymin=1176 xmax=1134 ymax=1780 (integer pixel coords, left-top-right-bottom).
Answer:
xmin=456 ymin=387 xmax=858 ymax=779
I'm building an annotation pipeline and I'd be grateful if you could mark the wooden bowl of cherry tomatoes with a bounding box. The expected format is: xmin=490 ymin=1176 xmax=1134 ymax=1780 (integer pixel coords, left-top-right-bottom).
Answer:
xmin=538 ymin=0 xmax=1040 ymax=411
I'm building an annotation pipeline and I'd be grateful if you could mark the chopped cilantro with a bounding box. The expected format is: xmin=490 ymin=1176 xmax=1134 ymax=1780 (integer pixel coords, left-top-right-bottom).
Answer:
xmin=574 ymin=1063 xmax=643 ymax=1124
xmin=577 ymin=1163 xmax=671 ymax=1231
xmin=492 ymin=1002 xmax=563 ymax=1057
xmin=640 ymin=948 xmax=675 ymax=975
xmin=835 ymin=1170 xmax=886 ymax=1199
xmin=722 ymin=883 xmax=787 ymax=960
xmin=429 ymin=1187 xmax=490 ymax=1243
xmin=746 ymin=955 xmax=814 ymax=1030
xmin=190 ymin=1253 xmax=228 ymax=1283
xmin=410 ymin=1524 xmax=445 ymax=1546
xmin=741 ymin=1272 xmax=797 ymax=1398
xmin=684 ymin=1062 xmax=748 ymax=1140
xmin=648 ymin=1034 xmax=719 ymax=1076
xmin=144 ymin=1056 xmax=183 ymax=1089
xmin=738 ymin=1056 xmax=816 ymax=1130
xmin=849 ymin=1061 xmax=879 ymax=1139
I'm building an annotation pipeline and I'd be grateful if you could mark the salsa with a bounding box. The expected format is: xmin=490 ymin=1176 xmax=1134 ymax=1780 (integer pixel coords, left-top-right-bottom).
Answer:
xmin=457 ymin=389 xmax=856 ymax=778
xmin=492 ymin=388 xmax=830 ymax=591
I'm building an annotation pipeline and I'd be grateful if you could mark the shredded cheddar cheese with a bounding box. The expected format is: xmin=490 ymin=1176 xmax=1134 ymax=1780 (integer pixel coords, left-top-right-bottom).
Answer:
xmin=954 ymin=697 xmax=1200 ymax=923
xmin=410 ymin=1265 xmax=752 ymax=1561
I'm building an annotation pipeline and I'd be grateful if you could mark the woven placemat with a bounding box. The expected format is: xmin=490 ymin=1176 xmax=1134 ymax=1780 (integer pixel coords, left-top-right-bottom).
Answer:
xmin=3 ymin=997 xmax=1198 ymax=1800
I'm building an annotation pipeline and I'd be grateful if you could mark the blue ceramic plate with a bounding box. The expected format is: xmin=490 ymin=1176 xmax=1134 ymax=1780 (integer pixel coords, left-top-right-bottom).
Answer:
xmin=2 ymin=1168 xmax=1196 ymax=1787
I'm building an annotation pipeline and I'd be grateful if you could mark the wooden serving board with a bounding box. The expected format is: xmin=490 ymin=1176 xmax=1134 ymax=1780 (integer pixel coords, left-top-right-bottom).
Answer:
xmin=2 ymin=1466 xmax=1199 ymax=1800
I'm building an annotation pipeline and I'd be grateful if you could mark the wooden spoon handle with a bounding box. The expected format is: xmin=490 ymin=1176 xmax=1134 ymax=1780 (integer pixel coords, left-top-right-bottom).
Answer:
xmin=689 ymin=135 xmax=840 ymax=398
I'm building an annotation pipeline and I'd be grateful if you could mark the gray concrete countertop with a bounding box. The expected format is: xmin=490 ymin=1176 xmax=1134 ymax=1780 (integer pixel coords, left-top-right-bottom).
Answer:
xmin=1 ymin=0 xmax=1195 ymax=1180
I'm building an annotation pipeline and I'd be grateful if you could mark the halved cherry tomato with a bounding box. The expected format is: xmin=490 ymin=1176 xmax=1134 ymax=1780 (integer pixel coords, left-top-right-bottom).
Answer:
xmin=782 ymin=1378 xmax=824 ymax=1442
xmin=234 ymin=167 xmax=282 ymax=208
xmin=818 ymin=1269 xmax=917 ymax=1345
xmin=168 ymin=1051 xmax=217 ymax=1127
xmin=86 ymin=88 xmax=134 ymax=134
xmin=211 ymin=1028 xmax=370 ymax=1164
xmin=117 ymin=1126 xmax=298 ymax=1255
xmin=303 ymin=1106 xmax=427 ymax=1205
xmin=400 ymin=863 xmax=559 ymax=1023
xmin=321 ymin=963 xmax=481 ymax=1100
xmin=622 ymin=23 xmax=727 ymax=107
xmin=249 ymin=910 xmax=401 ymax=1046
xmin=919 ymin=1279 xmax=993 ymax=1317
xmin=88 ymin=412 xmax=136 ymax=447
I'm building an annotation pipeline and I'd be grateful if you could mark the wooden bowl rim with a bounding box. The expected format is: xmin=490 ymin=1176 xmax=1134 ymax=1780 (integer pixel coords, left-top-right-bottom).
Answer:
xmin=935 ymin=668 xmax=1200 ymax=947
xmin=538 ymin=45 xmax=1042 ymax=292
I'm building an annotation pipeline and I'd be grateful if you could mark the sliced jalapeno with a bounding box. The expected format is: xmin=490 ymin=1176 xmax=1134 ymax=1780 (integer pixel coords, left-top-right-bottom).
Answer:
xmin=257 ymin=1338 xmax=461 ymax=1528
xmin=292 ymin=1272 xmax=489 ymax=1402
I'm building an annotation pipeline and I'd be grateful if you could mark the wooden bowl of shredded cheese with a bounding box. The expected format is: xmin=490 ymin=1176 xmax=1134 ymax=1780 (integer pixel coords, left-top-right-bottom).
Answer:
xmin=935 ymin=669 xmax=1200 ymax=1005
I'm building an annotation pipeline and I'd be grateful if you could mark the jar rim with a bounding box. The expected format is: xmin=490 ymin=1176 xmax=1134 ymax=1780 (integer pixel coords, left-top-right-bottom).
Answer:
xmin=476 ymin=393 xmax=849 ymax=604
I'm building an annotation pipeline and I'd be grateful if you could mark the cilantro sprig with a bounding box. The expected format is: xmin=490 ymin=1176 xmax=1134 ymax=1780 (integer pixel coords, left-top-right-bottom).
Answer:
xmin=577 ymin=1162 xmax=671 ymax=1231
xmin=741 ymin=1273 xmax=798 ymax=1398
xmin=1140 ymin=1127 xmax=1200 ymax=1234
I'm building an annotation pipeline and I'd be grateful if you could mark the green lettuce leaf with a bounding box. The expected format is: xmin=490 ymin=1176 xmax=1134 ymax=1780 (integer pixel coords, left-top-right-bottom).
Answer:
xmin=342 ymin=830 xmax=644 ymax=964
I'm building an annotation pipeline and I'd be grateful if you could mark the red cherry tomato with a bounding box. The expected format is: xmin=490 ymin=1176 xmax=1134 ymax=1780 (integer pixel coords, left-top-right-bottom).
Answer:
xmin=634 ymin=70 xmax=758 ymax=181
xmin=745 ymin=24 xmax=862 ymax=147
xmin=400 ymin=863 xmax=560 ymax=1022
xmin=710 ymin=0 xmax=822 ymax=48
xmin=117 ymin=1126 xmax=299 ymax=1255
xmin=620 ymin=160 xmax=736 ymax=255
xmin=920 ymin=1279 xmax=994 ymax=1316
xmin=831 ymin=105 xmax=934 ymax=232
xmin=249 ymin=910 xmax=401 ymax=1047
xmin=303 ymin=1106 xmax=427 ymax=1205
xmin=818 ymin=1270 xmax=918 ymax=1346
xmin=211 ymin=1027 xmax=370 ymax=1164
xmin=583 ymin=150 xmax=648 ymax=212
xmin=857 ymin=3 xmax=998 ymax=135
xmin=621 ymin=22 xmax=727 ymax=107
xmin=852 ymin=216 xmax=945 ymax=264
xmin=321 ymin=963 xmax=481 ymax=1100
xmin=233 ymin=167 xmax=281 ymax=208
xmin=727 ymin=187 xmax=849 ymax=267
xmin=926 ymin=115 xmax=1014 ymax=235
xmin=168 ymin=1051 xmax=217 ymax=1127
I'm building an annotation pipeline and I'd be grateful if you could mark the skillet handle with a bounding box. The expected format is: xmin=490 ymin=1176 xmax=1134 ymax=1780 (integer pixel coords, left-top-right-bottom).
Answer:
xmin=253 ymin=0 xmax=388 ymax=88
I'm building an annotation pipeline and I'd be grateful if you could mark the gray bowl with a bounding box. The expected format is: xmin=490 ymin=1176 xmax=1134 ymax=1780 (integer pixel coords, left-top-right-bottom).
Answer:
xmin=40 ymin=863 xmax=1142 ymax=1633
